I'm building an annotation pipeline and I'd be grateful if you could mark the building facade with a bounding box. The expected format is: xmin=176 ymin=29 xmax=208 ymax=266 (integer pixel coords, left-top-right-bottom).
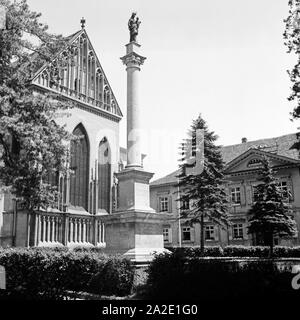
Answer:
xmin=150 ymin=134 xmax=300 ymax=248
xmin=0 ymin=25 xmax=125 ymax=248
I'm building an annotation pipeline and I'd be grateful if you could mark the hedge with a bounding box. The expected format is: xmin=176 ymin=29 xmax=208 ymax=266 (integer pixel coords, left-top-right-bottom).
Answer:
xmin=145 ymin=251 xmax=300 ymax=300
xmin=167 ymin=245 xmax=300 ymax=258
xmin=0 ymin=248 xmax=134 ymax=300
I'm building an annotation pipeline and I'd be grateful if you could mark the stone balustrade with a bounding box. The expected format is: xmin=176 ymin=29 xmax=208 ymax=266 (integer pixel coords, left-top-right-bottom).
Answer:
xmin=35 ymin=211 xmax=105 ymax=248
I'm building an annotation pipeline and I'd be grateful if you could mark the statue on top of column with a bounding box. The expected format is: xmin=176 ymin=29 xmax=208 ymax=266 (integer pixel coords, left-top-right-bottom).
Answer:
xmin=128 ymin=12 xmax=141 ymax=43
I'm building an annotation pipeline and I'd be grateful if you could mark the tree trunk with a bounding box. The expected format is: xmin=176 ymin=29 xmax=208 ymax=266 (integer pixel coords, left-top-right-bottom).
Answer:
xmin=200 ymin=214 xmax=204 ymax=254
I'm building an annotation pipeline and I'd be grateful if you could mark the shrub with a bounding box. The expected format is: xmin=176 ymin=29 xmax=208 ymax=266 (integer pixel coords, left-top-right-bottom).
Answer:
xmin=168 ymin=246 xmax=223 ymax=257
xmin=145 ymin=251 xmax=300 ymax=300
xmin=88 ymin=256 xmax=134 ymax=296
xmin=0 ymin=248 xmax=134 ymax=299
xmin=223 ymin=245 xmax=269 ymax=257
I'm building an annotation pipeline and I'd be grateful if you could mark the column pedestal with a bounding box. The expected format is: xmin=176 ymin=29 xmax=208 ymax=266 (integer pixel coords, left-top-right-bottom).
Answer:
xmin=103 ymin=211 xmax=169 ymax=262
xmin=103 ymin=168 xmax=169 ymax=262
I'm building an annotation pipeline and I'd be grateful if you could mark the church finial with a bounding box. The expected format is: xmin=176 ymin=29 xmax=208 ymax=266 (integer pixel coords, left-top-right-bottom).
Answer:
xmin=80 ymin=17 xmax=86 ymax=29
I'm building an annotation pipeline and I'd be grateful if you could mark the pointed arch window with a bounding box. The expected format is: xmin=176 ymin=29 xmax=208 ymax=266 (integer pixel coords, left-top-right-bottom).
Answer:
xmin=70 ymin=124 xmax=90 ymax=210
xmin=98 ymin=137 xmax=111 ymax=213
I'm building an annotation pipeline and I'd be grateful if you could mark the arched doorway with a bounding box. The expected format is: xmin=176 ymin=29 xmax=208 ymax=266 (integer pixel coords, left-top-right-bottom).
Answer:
xmin=98 ymin=137 xmax=111 ymax=213
xmin=70 ymin=124 xmax=89 ymax=210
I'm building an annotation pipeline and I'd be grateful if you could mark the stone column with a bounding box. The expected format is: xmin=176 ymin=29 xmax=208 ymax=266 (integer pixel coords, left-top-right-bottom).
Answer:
xmin=121 ymin=43 xmax=146 ymax=169
xmin=103 ymin=34 xmax=169 ymax=263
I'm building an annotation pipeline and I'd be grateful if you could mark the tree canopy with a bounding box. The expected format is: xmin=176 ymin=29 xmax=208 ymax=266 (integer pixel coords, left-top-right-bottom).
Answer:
xmin=248 ymin=158 xmax=297 ymax=255
xmin=0 ymin=0 xmax=73 ymax=211
xmin=284 ymin=0 xmax=300 ymax=120
xmin=177 ymin=114 xmax=229 ymax=251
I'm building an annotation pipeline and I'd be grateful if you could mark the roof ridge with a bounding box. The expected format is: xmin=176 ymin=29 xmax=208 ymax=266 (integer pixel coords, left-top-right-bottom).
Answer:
xmin=222 ymin=132 xmax=297 ymax=149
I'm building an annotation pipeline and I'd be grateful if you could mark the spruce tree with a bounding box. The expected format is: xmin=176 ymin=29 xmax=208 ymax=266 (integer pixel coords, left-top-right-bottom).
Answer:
xmin=177 ymin=115 xmax=229 ymax=253
xmin=248 ymin=158 xmax=297 ymax=257
xmin=0 ymin=0 xmax=73 ymax=226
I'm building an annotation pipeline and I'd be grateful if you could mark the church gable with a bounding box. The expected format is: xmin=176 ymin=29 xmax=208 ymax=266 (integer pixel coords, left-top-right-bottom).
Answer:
xmin=224 ymin=149 xmax=300 ymax=174
xmin=31 ymin=28 xmax=122 ymax=119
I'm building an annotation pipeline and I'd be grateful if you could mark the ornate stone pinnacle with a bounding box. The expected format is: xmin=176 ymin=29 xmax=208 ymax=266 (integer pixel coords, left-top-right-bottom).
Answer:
xmin=80 ymin=17 xmax=86 ymax=29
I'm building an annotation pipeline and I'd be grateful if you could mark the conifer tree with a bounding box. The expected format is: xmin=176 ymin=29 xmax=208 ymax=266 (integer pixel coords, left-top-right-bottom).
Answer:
xmin=248 ymin=158 xmax=297 ymax=257
xmin=177 ymin=115 xmax=229 ymax=253
xmin=0 ymin=0 xmax=74 ymax=224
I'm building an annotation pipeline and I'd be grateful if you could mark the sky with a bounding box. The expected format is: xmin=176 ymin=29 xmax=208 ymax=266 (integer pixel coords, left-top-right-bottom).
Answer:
xmin=26 ymin=0 xmax=300 ymax=180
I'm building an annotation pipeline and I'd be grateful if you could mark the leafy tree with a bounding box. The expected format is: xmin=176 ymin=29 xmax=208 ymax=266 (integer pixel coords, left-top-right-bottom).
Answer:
xmin=248 ymin=158 xmax=297 ymax=257
xmin=0 ymin=0 xmax=74 ymax=244
xmin=284 ymin=0 xmax=300 ymax=150
xmin=284 ymin=0 xmax=300 ymax=120
xmin=177 ymin=115 xmax=230 ymax=253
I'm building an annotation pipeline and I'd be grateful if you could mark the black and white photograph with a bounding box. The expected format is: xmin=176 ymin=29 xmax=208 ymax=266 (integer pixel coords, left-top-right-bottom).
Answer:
xmin=0 ymin=0 xmax=300 ymax=317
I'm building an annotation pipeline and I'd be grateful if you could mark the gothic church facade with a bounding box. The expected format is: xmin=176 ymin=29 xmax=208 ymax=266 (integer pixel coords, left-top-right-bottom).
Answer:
xmin=0 ymin=25 xmax=123 ymax=248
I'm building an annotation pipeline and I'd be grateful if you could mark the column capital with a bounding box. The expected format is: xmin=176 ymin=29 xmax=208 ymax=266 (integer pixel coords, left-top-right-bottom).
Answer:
xmin=120 ymin=52 xmax=146 ymax=68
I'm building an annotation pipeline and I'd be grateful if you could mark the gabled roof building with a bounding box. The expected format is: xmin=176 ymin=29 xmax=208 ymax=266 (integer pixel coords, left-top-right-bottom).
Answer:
xmin=150 ymin=133 xmax=300 ymax=247
xmin=0 ymin=23 xmax=125 ymax=248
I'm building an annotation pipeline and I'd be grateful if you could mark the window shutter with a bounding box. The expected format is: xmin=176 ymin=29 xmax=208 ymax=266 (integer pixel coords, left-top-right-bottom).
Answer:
xmin=228 ymin=226 xmax=233 ymax=241
xmin=240 ymin=185 xmax=246 ymax=206
xmin=243 ymin=223 xmax=249 ymax=240
xmin=168 ymin=196 xmax=172 ymax=213
xmin=224 ymin=185 xmax=230 ymax=202
xmin=214 ymin=226 xmax=219 ymax=241
xmin=169 ymin=228 xmax=173 ymax=243
xmin=246 ymin=185 xmax=252 ymax=205
xmin=157 ymin=197 xmax=160 ymax=212
xmin=191 ymin=227 xmax=195 ymax=242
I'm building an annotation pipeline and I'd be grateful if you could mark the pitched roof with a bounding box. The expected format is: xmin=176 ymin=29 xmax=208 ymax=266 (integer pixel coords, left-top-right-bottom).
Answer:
xmin=150 ymin=132 xmax=300 ymax=187
xmin=221 ymin=133 xmax=299 ymax=163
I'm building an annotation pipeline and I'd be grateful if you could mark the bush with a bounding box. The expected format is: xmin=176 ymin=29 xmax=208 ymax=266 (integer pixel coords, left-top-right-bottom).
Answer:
xmin=89 ymin=256 xmax=134 ymax=296
xmin=167 ymin=245 xmax=300 ymax=258
xmin=0 ymin=248 xmax=134 ymax=299
xmin=167 ymin=246 xmax=223 ymax=257
xmin=145 ymin=251 xmax=300 ymax=300
xmin=223 ymin=245 xmax=269 ymax=257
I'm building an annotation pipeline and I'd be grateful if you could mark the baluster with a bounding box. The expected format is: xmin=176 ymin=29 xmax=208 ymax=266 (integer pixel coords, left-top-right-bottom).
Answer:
xmin=98 ymin=221 xmax=101 ymax=244
xmin=38 ymin=215 xmax=41 ymax=244
xmin=74 ymin=218 xmax=78 ymax=242
xmin=79 ymin=218 xmax=82 ymax=243
xmin=69 ymin=218 xmax=73 ymax=242
xmin=87 ymin=220 xmax=90 ymax=243
xmin=83 ymin=219 xmax=86 ymax=242
xmin=51 ymin=217 xmax=55 ymax=242
xmin=47 ymin=216 xmax=51 ymax=242
xmin=102 ymin=222 xmax=105 ymax=243
xmin=42 ymin=216 xmax=46 ymax=242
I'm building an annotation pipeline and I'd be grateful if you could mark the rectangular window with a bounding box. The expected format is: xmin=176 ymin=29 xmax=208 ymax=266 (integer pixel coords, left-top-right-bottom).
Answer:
xmin=163 ymin=228 xmax=172 ymax=243
xmin=205 ymin=225 xmax=215 ymax=241
xmin=233 ymin=223 xmax=244 ymax=240
xmin=182 ymin=199 xmax=189 ymax=210
xmin=252 ymin=185 xmax=260 ymax=202
xmin=278 ymin=181 xmax=289 ymax=202
xmin=159 ymin=197 xmax=169 ymax=212
xmin=182 ymin=227 xmax=191 ymax=242
xmin=230 ymin=187 xmax=241 ymax=204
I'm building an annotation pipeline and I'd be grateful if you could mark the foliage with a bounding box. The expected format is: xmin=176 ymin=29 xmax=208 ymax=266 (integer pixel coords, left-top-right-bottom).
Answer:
xmin=247 ymin=158 xmax=297 ymax=256
xmin=145 ymin=251 xmax=299 ymax=300
xmin=0 ymin=247 xmax=134 ymax=299
xmin=284 ymin=0 xmax=300 ymax=120
xmin=88 ymin=256 xmax=135 ymax=296
xmin=0 ymin=0 xmax=74 ymax=211
xmin=167 ymin=246 xmax=224 ymax=257
xmin=166 ymin=245 xmax=300 ymax=258
xmin=177 ymin=114 xmax=230 ymax=251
